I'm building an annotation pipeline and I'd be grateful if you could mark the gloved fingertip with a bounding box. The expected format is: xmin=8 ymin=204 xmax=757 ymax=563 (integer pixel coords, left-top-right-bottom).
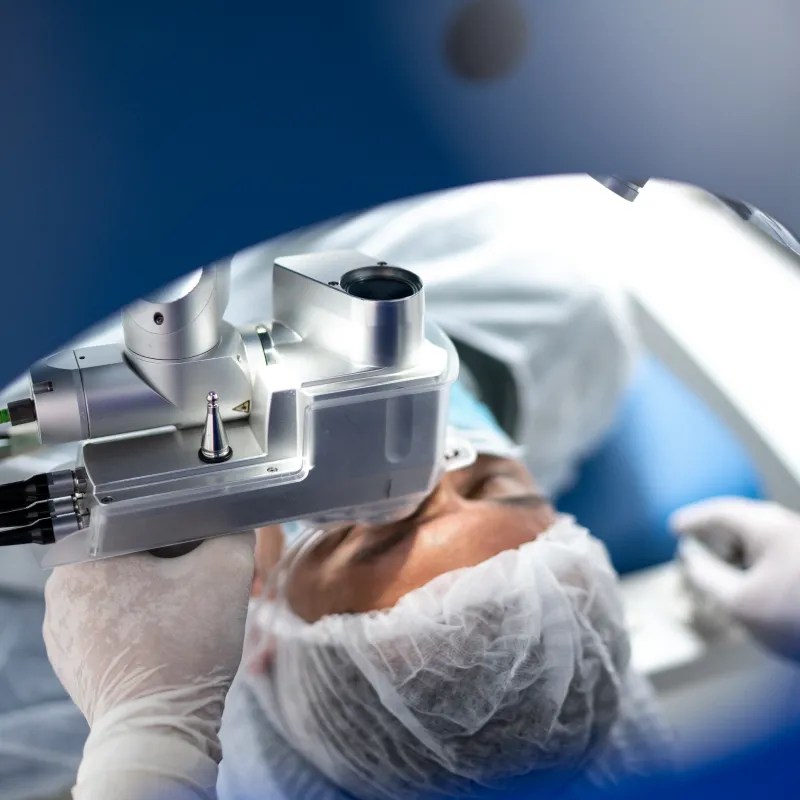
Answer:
xmin=231 ymin=529 xmax=256 ymax=543
xmin=678 ymin=537 xmax=746 ymax=607
xmin=231 ymin=530 xmax=257 ymax=555
xmin=199 ymin=531 xmax=257 ymax=572
xmin=669 ymin=496 xmax=754 ymax=535
xmin=667 ymin=507 xmax=699 ymax=535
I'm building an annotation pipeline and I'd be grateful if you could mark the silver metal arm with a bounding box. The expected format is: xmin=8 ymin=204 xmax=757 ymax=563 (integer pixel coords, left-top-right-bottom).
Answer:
xmin=123 ymin=264 xmax=230 ymax=361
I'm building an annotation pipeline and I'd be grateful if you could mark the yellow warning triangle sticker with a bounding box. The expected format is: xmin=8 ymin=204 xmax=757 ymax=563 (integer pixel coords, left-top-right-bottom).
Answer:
xmin=233 ymin=400 xmax=251 ymax=414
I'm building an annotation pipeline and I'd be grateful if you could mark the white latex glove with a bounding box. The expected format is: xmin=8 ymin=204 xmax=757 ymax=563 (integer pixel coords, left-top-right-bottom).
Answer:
xmin=670 ymin=498 xmax=800 ymax=661
xmin=43 ymin=533 xmax=255 ymax=800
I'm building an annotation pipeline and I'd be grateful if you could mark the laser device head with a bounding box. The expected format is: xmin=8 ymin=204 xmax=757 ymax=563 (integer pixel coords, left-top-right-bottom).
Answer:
xmin=0 ymin=250 xmax=466 ymax=567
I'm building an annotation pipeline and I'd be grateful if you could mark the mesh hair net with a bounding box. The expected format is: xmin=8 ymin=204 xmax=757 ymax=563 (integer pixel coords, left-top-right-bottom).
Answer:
xmin=243 ymin=517 xmax=672 ymax=800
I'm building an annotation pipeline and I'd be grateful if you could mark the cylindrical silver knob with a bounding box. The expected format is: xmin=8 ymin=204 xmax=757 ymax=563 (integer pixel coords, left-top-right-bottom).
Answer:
xmin=123 ymin=263 xmax=231 ymax=361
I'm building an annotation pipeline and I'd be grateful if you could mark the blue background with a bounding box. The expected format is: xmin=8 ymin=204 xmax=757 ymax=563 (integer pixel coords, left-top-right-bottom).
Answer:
xmin=3 ymin=0 xmax=800 ymax=381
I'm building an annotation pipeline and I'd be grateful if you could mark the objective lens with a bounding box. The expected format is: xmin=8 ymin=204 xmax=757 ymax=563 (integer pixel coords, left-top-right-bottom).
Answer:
xmin=340 ymin=266 xmax=422 ymax=301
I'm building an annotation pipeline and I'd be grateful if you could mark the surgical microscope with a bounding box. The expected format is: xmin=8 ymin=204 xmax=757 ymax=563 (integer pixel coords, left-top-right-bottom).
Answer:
xmin=0 ymin=250 xmax=471 ymax=566
xmin=0 ymin=171 xmax=790 ymax=569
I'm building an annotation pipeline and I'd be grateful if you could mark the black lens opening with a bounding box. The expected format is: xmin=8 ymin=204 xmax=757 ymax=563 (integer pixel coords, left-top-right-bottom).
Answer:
xmin=340 ymin=266 xmax=422 ymax=302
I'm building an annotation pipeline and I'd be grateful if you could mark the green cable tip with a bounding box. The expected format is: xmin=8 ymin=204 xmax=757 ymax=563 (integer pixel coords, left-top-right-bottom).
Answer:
xmin=0 ymin=408 xmax=10 ymax=425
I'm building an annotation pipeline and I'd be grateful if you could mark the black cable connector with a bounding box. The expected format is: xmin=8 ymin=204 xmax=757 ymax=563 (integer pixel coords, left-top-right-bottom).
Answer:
xmin=0 ymin=472 xmax=64 ymax=514
xmin=0 ymin=503 xmax=53 ymax=529
xmin=0 ymin=470 xmax=79 ymax=546
xmin=7 ymin=398 xmax=37 ymax=426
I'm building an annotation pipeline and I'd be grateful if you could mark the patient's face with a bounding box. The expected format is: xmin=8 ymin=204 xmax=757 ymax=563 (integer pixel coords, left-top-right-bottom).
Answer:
xmin=254 ymin=456 xmax=555 ymax=622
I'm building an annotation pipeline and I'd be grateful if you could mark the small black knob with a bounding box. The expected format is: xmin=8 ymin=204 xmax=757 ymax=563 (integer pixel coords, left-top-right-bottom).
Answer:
xmin=7 ymin=398 xmax=37 ymax=426
xmin=149 ymin=542 xmax=202 ymax=558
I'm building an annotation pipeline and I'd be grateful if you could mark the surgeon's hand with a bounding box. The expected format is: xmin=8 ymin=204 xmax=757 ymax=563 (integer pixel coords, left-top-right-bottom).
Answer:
xmin=43 ymin=533 xmax=255 ymax=800
xmin=671 ymin=498 xmax=800 ymax=661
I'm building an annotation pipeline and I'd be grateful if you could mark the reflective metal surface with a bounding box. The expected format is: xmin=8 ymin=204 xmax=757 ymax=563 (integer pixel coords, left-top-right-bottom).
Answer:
xmin=12 ymin=250 xmax=458 ymax=566
xmin=123 ymin=263 xmax=231 ymax=361
xmin=199 ymin=391 xmax=232 ymax=463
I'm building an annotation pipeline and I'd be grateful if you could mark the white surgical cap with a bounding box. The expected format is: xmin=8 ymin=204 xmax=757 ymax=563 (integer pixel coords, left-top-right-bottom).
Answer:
xmin=243 ymin=517 xmax=672 ymax=799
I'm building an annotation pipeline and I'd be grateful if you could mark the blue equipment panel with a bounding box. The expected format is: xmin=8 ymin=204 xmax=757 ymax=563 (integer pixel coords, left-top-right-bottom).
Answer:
xmin=558 ymin=356 xmax=764 ymax=575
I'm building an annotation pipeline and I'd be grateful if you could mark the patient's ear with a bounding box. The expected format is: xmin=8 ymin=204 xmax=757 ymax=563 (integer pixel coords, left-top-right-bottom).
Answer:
xmin=252 ymin=526 xmax=286 ymax=597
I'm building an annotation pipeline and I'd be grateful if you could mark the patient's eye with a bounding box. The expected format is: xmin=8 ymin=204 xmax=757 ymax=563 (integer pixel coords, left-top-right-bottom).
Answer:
xmin=464 ymin=469 xmax=521 ymax=500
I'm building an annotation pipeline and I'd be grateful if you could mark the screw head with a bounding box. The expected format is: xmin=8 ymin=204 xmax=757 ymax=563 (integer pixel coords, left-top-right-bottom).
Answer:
xmin=153 ymin=312 xmax=164 ymax=325
xmin=266 ymin=466 xmax=278 ymax=474
xmin=100 ymin=496 xmax=114 ymax=504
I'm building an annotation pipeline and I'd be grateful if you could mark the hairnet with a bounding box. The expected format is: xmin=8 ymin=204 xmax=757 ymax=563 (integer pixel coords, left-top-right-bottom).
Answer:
xmin=244 ymin=517 xmax=671 ymax=799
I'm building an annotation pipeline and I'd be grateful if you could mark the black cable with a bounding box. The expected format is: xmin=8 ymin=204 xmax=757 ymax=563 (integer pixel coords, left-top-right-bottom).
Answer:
xmin=0 ymin=503 xmax=52 ymax=528
xmin=0 ymin=527 xmax=36 ymax=547
xmin=0 ymin=473 xmax=52 ymax=513
xmin=0 ymin=518 xmax=54 ymax=547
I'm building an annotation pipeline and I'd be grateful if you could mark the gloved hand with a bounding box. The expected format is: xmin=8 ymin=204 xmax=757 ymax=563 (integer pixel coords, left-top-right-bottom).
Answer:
xmin=43 ymin=533 xmax=255 ymax=800
xmin=670 ymin=498 xmax=800 ymax=661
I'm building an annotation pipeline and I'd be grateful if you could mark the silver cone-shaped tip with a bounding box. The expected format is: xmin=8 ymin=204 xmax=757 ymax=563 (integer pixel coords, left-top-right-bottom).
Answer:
xmin=199 ymin=391 xmax=233 ymax=463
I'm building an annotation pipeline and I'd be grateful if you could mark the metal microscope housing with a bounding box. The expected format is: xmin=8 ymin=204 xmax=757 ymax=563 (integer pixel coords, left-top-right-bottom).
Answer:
xmin=17 ymin=250 xmax=458 ymax=567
